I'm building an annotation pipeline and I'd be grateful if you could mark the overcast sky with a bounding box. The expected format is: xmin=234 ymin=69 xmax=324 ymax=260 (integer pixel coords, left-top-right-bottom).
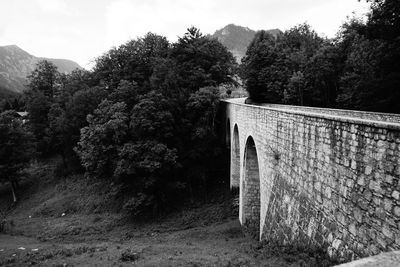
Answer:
xmin=0 ymin=0 xmax=370 ymax=69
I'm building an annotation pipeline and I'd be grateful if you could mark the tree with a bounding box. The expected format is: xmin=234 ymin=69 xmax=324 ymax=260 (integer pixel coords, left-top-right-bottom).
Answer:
xmin=0 ymin=111 xmax=35 ymax=202
xmin=242 ymin=24 xmax=327 ymax=105
xmin=284 ymin=71 xmax=306 ymax=105
xmin=171 ymin=27 xmax=237 ymax=93
xmin=75 ymin=100 xmax=129 ymax=177
xmin=25 ymin=60 xmax=61 ymax=154
xmin=25 ymin=91 xmax=51 ymax=153
xmin=27 ymin=60 xmax=59 ymax=98
xmin=115 ymin=140 xmax=178 ymax=215
xmin=130 ymin=91 xmax=175 ymax=143
xmin=305 ymin=44 xmax=341 ymax=107
xmin=75 ymin=29 xmax=235 ymax=215
xmin=93 ymin=33 xmax=170 ymax=90
xmin=336 ymin=4 xmax=400 ymax=113
xmin=241 ymin=30 xmax=286 ymax=103
xmin=183 ymin=87 xmax=222 ymax=198
xmin=365 ymin=0 xmax=400 ymax=40
xmin=48 ymin=103 xmax=69 ymax=168
xmin=108 ymin=80 xmax=139 ymax=110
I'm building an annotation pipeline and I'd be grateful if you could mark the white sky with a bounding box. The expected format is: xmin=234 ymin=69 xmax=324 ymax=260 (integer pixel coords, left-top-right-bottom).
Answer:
xmin=0 ymin=0 xmax=370 ymax=69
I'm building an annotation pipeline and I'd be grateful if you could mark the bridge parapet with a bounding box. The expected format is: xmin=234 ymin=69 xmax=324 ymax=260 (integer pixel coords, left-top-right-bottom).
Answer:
xmin=223 ymin=98 xmax=400 ymax=262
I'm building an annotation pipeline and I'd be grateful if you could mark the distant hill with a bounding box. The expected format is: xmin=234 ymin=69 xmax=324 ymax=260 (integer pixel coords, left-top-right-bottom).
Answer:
xmin=0 ymin=45 xmax=82 ymax=94
xmin=211 ymin=24 xmax=282 ymax=62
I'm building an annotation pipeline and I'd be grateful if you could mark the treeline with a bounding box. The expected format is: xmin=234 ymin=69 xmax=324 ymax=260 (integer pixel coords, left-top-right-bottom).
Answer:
xmin=0 ymin=87 xmax=24 ymax=112
xmin=0 ymin=27 xmax=236 ymax=213
xmin=241 ymin=0 xmax=400 ymax=113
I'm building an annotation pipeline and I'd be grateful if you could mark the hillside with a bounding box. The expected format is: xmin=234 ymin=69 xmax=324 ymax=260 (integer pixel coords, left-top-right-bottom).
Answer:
xmin=0 ymin=45 xmax=81 ymax=94
xmin=0 ymin=160 xmax=334 ymax=266
xmin=211 ymin=24 xmax=282 ymax=62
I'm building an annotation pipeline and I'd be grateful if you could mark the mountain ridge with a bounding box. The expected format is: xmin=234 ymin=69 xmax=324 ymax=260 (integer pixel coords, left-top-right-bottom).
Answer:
xmin=1 ymin=24 xmax=280 ymax=96
xmin=211 ymin=24 xmax=282 ymax=62
xmin=0 ymin=45 xmax=82 ymax=94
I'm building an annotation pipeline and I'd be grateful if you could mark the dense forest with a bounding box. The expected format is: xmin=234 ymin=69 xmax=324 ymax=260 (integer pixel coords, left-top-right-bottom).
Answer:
xmin=0 ymin=27 xmax=236 ymax=214
xmin=1 ymin=0 xmax=399 ymax=215
xmin=241 ymin=0 xmax=400 ymax=113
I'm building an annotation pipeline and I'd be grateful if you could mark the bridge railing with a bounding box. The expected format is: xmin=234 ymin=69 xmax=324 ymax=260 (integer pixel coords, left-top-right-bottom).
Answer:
xmin=222 ymin=98 xmax=400 ymax=129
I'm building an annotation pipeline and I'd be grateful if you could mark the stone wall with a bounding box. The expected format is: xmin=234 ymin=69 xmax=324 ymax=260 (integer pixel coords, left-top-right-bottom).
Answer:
xmin=224 ymin=98 xmax=400 ymax=261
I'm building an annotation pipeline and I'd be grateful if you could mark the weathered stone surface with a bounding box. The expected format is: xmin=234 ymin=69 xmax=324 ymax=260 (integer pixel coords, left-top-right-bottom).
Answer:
xmin=223 ymin=98 xmax=400 ymax=262
xmin=335 ymin=250 xmax=400 ymax=267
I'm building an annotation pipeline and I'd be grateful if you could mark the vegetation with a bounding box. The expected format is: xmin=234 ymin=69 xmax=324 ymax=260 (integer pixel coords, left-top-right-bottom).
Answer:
xmin=0 ymin=0 xmax=397 ymax=237
xmin=3 ymin=27 xmax=234 ymax=215
xmin=0 ymin=1 xmax=397 ymax=265
xmin=0 ymin=110 xmax=35 ymax=202
xmin=241 ymin=0 xmax=400 ymax=113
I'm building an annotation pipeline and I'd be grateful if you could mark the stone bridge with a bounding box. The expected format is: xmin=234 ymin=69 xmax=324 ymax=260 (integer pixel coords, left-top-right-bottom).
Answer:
xmin=222 ymin=98 xmax=400 ymax=261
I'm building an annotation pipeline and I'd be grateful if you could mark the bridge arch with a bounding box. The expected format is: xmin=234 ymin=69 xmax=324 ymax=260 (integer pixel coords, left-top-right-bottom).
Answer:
xmin=241 ymin=136 xmax=261 ymax=236
xmin=230 ymin=124 xmax=240 ymax=189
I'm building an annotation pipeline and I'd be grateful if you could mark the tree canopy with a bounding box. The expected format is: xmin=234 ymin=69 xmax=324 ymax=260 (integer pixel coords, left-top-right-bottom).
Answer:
xmin=241 ymin=0 xmax=400 ymax=113
xmin=19 ymin=27 xmax=236 ymax=214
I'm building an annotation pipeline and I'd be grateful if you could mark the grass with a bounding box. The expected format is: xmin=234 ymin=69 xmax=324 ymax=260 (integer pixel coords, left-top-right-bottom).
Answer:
xmin=0 ymin=159 xmax=341 ymax=266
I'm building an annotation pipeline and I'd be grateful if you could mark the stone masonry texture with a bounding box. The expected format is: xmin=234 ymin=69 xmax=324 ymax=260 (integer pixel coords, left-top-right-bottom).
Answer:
xmin=223 ymin=98 xmax=400 ymax=262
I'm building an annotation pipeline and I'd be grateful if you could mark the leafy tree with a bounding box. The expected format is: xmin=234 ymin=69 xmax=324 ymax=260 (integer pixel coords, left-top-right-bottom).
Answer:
xmin=56 ymin=69 xmax=93 ymax=105
xmin=242 ymin=24 xmax=325 ymax=104
xmin=171 ymin=27 xmax=237 ymax=93
xmin=75 ymin=100 xmax=129 ymax=177
xmin=27 ymin=60 xmax=59 ymax=98
xmin=25 ymin=91 xmax=51 ymax=153
xmin=108 ymin=80 xmax=139 ymax=110
xmin=0 ymin=111 xmax=35 ymax=202
xmin=365 ymin=0 xmax=400 ymax=40
xmin=48 ymin=103 xmax=69 ymax=168
xmin=241 ymin=30 xmax=287 ymax=103
xmin=93 ymin=33 xmax=170 ymax=90
xmin=130 ymin=91 xmax=175 ymax=143
xmin=25 ymin=61 xmax=61 ymax=154
xmin=65 ymin=86 xmax=108 ymax=144
xmin=115 ymin=141 xmax=178 ymax=215
xmin=284 ymin=71 xmax=306 ymax=105
xmin=305 ymin=44 xmax=342 ymax=107
xmin=75 ymin=29 xmax=235 ymax=214
xmin=336 ymin=3 xmax=400 ymax=113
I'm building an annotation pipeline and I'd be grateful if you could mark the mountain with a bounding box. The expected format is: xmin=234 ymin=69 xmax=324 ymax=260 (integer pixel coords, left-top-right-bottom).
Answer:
xmin=0 ymin=45 xmax=82 ymax=94
xmin=211 ymin=24 xmax=282 ymax=62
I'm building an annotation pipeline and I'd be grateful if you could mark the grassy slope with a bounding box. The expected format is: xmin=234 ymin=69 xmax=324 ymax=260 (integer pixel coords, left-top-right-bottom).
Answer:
xmin=0 ymin=160 xmax=337 ymax=266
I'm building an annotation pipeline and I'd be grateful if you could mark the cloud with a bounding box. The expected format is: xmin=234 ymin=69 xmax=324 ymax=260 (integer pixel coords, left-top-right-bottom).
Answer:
xmin=104 ymin=0 xmax=209 ymax=46
xmin=37 ymin=0 xmax=72 ymax=15
xmin=0 ymin=0 xmax=370 ymax=68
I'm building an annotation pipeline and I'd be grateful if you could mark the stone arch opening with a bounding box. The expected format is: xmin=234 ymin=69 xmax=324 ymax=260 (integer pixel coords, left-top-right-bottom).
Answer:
xmin=226 ymin=119 xmax=231 ymax=149
xmin=231 ymin=124 xmax=240 ymax=189
xmin=241 ymin=136 xmax=260 ymax=236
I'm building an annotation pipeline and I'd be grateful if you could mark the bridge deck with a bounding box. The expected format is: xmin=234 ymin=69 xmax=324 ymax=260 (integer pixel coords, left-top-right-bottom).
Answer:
xmin=223 ymin=98 xmax=400 ymax=130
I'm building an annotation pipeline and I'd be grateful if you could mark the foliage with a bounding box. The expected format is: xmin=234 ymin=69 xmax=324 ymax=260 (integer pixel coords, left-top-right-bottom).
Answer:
xmin=241 ymin=24 xmax=324 ymax=105
xmin=25 ymin=90 xmax=52 ymax=153
xmin=335 ymin=0 xmax=400 ymax=112
xmin=75 ymin=100 xmax=129 ymax=177
xmin=72 ymin=27 xmax=234 ymax=214
xmin=0 ymin=110 xmax=35 ymax=201
xmin=241 ymin=1 xmax=400 ymax=113
xmin=93 ymin=33 xmax=170 ymax=90
xmin=171 ymin=27 xmax=237 ymax=93
xmin=27 ymin=60 xmax=59 ymax=98
xmin=241 ymin=30 xmax=284 ymax=102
